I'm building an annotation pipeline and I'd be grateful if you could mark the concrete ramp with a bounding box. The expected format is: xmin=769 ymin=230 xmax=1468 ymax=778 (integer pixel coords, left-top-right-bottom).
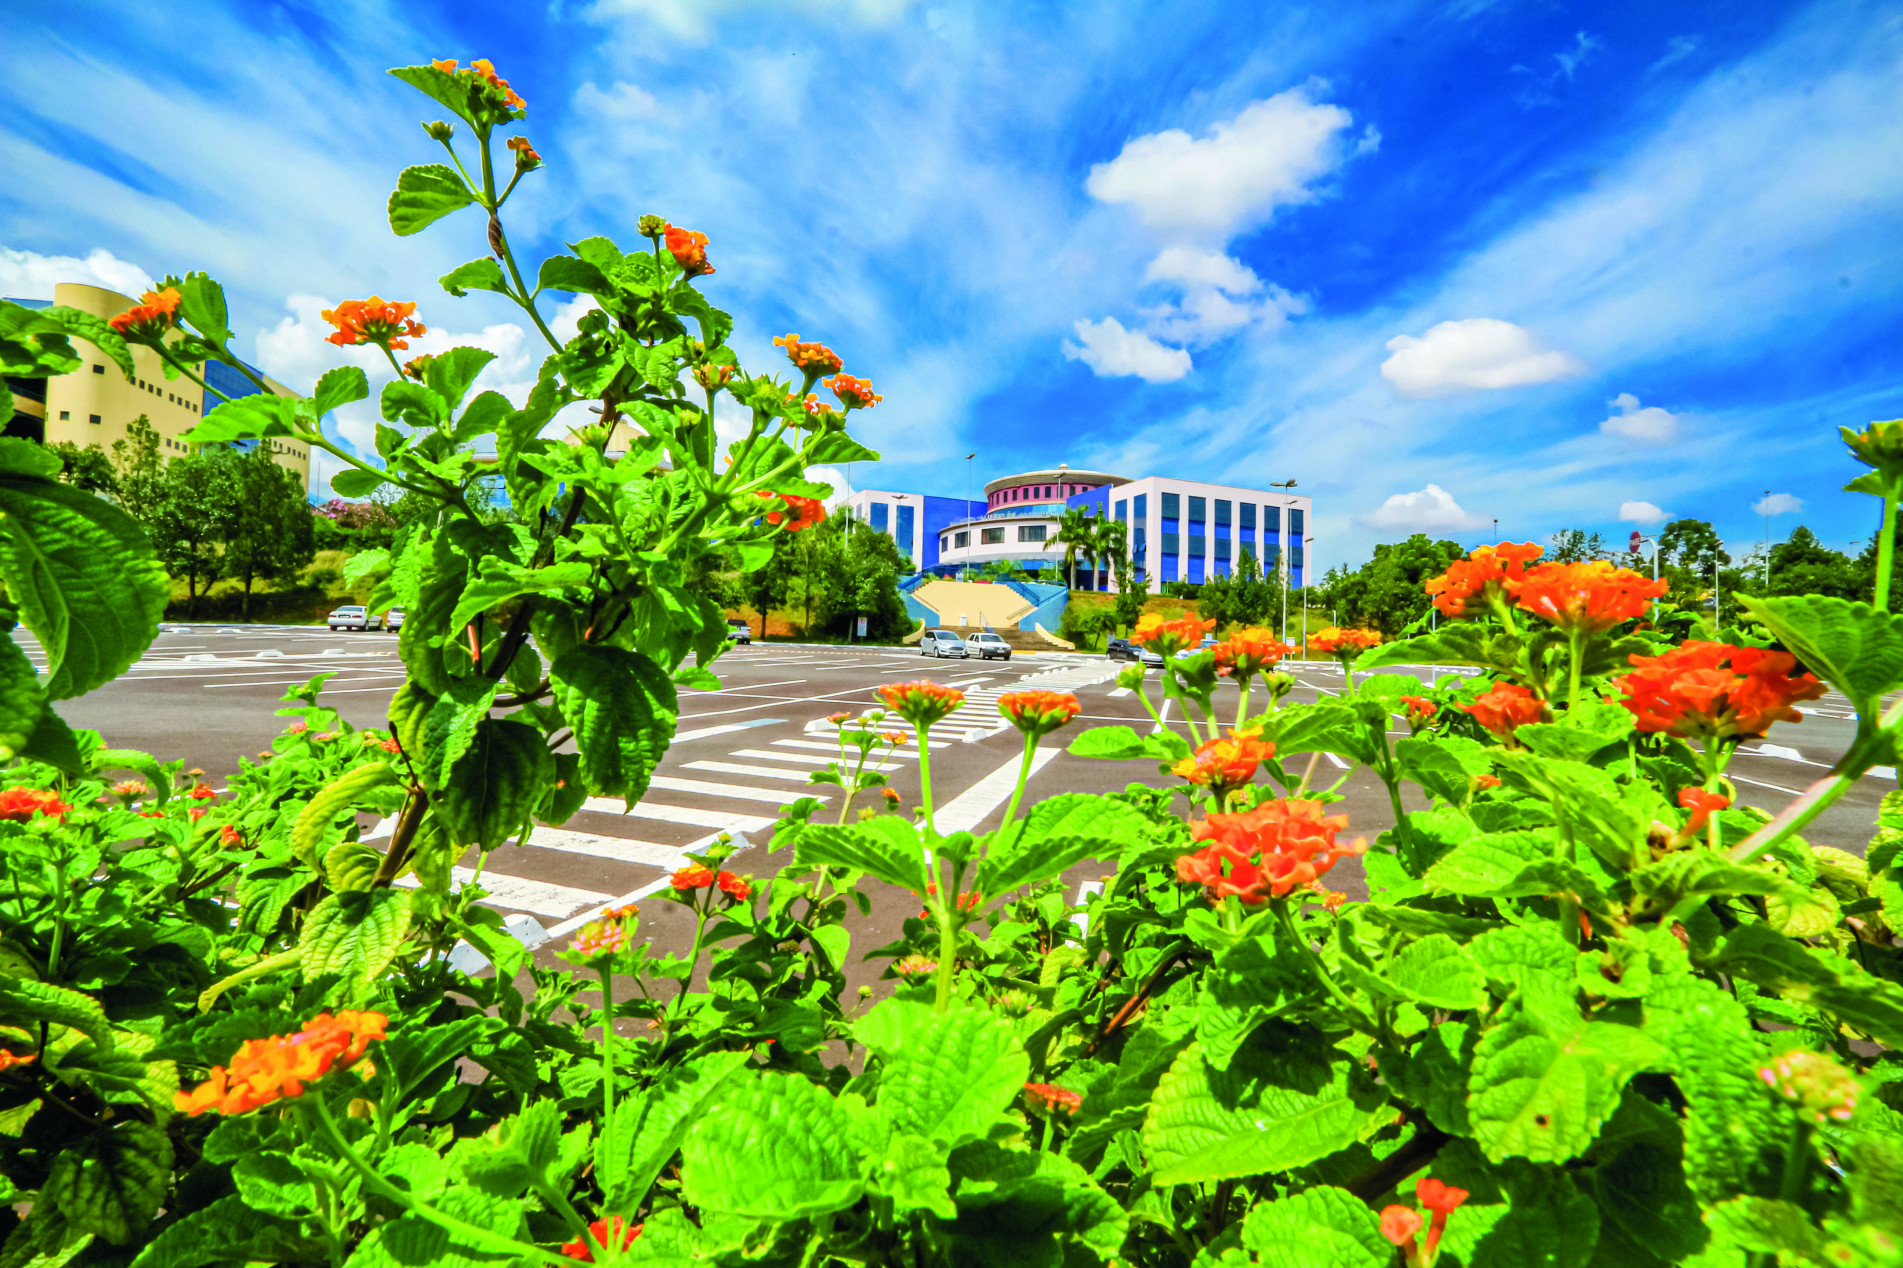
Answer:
xmin=908 ymin=579 xmax=1034 ymax=629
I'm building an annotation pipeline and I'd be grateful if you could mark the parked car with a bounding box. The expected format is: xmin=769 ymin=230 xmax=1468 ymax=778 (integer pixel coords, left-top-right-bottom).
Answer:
xmin=327 ymin=605 xmax=382 ymax=631
xmin=384 ymin=609 xmax=405 ymax=631
xmin=919 ymin=630 xmax=970 ymax=658
xmin=966 ymin=631 xmax=1012 ymax=661
xmin=1105 ymin=637 xmax=1163 ymax=667
xmin=726 ymin=618 xmax=752 ymax=645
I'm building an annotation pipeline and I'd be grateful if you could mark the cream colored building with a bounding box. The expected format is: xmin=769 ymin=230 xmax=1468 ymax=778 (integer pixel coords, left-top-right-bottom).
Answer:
xmin=5 ymin=282 xmax=312 ymax=490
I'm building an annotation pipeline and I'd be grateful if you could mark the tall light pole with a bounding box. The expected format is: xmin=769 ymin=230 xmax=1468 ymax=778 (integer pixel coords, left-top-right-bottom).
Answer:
xmin=1763 ymin=489 xmax=1772 ymax=586
xmin=964 ymin=453 xmax=976 ymax=582
xmin=1270 ymin=480 xmax=1298 ymax=641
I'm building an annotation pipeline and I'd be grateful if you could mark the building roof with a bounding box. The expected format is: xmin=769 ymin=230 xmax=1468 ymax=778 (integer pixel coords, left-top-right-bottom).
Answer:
xmin=982 ymin=462 xmax=1128 ymax=496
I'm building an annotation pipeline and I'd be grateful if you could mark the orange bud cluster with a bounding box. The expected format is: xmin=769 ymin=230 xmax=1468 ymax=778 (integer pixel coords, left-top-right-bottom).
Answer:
xmin=561 ymin=1216 xmax=642 ymax=1262
xmin=431 ymin=58 xmax=527 ymax=110
xmin=877 ymin=680 xmax=966 ymax=729
xmin=1211 ymin=628 xmax=1294 ymax=680
xmin=0 ymin=789 xmax=72 ymax=823
xmin=1399 ymin=696 xmax=1437 ymax=727
xmin=1461 ymin=682 xmax=1544 ymax=738
xmin=1380 ymin=1177 xmax=1469 ymax=1265
xmin=825 ymin=374 xmax=882 ymax=410
xmin=321 ymin=298 xmax=426 ymax=350
xmin=755 ymin=491 xmax=826 ymax=532
xmin=107 ymin=288 xmax=183 ymax=340
xmin=1133 ymin=613 xmax=1215 ymax=656
xmin=1309 ymin=626 xmax=1382 ymax=656
xmin=175 ymin=1011 xmax=387 ymax=1116
xmin=571 ymin=905 xmax=638 ymax=958
xmin=669 ymin=864 xmax=750 ymax=901
xmin=506 ymin=135 xmax=542 ymax=168
xmin=997 ymin=690 xmax=1082 ymax=740
xmin=772 ymin=334 xmax=844 ymax=376
xmin=664 ymin=224 xmax=714 ymax=276
xmin=1023 ymin=1082 xmax=1083 ymax=1116
xmin=1170 ymin=730 xmax=1274 ymax=798
xmin=1616 ymin=641 xmax=1824 ymax=740
xmin=1176 ymin=799 xmax=1366 ymax=907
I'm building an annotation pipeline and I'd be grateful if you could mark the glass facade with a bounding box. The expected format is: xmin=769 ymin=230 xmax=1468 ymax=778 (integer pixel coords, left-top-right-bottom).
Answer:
xmin=870 ymin=503 xmax=889 ymax=532
xmin=896 ymin=504 xmax=914 ymax=559
xmin=1289 ymin=508 xmax=1305 ymax=537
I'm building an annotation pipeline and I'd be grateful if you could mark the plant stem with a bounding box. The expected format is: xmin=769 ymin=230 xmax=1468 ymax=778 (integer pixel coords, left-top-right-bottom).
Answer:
xmin=672 ymin=904 xmax=710 ymax=1019
xmin=1272 ymin=898 xmax=1374 ymax=1031
xmin=917 ymin=724 xmax=938 ymax=838
xmin=933 ymin=896 xmax=959 ymax=1015
xmin=1235 ymin=679 xmax=1253 ymax=729
xmin=1778 ymin=1120 xmax=1811 ymax=1204
xmin=596 ymin=965 xmax=617 ymax=1179
xmin=1566 ymin=628 xmax=1586 ymax=710
xmin=993 ymin=735 xmax=1040 ymax=842
xmin=1877 ymin=478 xmax=1899 ymax=613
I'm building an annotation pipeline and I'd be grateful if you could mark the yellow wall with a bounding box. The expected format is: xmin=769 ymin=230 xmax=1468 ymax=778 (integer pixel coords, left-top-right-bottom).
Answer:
xmin=40 ymin=283 xmax=312 ymax=491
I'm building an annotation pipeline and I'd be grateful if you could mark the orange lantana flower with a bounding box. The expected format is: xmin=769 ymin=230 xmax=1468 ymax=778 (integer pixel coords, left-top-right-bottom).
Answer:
xmin=1615 ymin=641 xmax=1824 ymax=741
xmin=1171 ymin=730 xmax=1274 ymax=798
xmin=1399 ymin=695 xmax=1437 ymax=727
xmin=1424 ymin=541 xmax=1544 ymax=619
xmin=506 ymin=135 xmax=542 ymax=168
xmin=773 ymin=333 xmax=844 ymax=376
xmin=878 ymin=680 xmax=966 ymax=730
xmin=1380 ymin=1177 xmax=1469 ymax=1265
xmin=1512 ymin=560 xmax=1666 ymax=634
xmin=321 ymin=297 xmax=426 ymax=351
xmin=175 ymin=1011 xmax=387 ymax=1116
xmin=997 ymin=690 xmax=1082 ymax=740
xmin=571 ymin=905 xmax=637 ymax=958
xmin=1678 ymin=787 xmax=1731 ymax=836
xmin=664 ymin=224 xmax=714 ymax=277
xmin=561 ymin=1217 xmax=642 ymax=1262
xmin=1461 ymin=682 xmax=1544 ymax=738
xmin=431 ymin=58 xmax=526 ymax=110
xmin=1133 ymin=613 xmax=1215 ymax=657
xmin=1176 ymin=799 xmax=1366 ymax=907
xmin=1211 ymin=628 xmax=1294 ymax=680
xmin=754 ymin=491 xmax=826 ymax=532
xmin=1309 ymin=626 xmax=1383 ymax=657
xmin=0 ymin=1050 xmax=36 ymax=1074
xmin=825 ymin=374 xmax=882 ymax=410
xmin=0 ymin=789 xmax=72 ymax=823
xmin=1023 ymin=1082 xmax=1083 ymax=1117
xmin=107 ymin=288 xmax=183 ymax=341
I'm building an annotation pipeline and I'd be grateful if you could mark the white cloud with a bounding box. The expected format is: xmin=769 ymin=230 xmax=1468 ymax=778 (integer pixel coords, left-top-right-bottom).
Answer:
xmin=1062 ymin=317 xmax=1191 ymax=382
xmin=572 ymin=80 xmax=664 ymax=120
xmin=1754 ymin=492 xmax=1804 ymax=516
xmin=1144 ymin=247 xmax=1261 ymax=294
xmin=1650 ymin=35 xmax=1701 ymax=74
xmin=1619 ymin=500 xmax=1670 ymax=525
xmin=1361 ymin=483 xmax=1489 ymax=533
xmin=0 ymin=245 xmax=155 ymax=301
xmin=1380 ymin=318 xmax=1588 ymax=398
xmin=584 ymin=0 xmax=910 ymax=45
xmin=1600 ymin=392 xmax=1683 ymax=444
xmin=1085 ymin=85 xmax=1364 ymax=245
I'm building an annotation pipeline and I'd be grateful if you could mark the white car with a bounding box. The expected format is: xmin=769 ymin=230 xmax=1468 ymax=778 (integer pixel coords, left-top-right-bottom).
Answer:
xmin=966 ymin=631 xmax=1012 ymax=661
xmin=328 ymin=605 xmax=383 ymax=631
xmin=384 ymin=609 xmax=405 ymax=631
xmin=919 ymin=630 xmax=970 ymax=658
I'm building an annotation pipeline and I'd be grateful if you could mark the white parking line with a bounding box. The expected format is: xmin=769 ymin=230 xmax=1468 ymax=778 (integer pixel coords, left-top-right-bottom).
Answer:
xmin=521 ymin=826 xmax=689 ymax=868
xmin=776 ymin=739 xmax=921 ymax=760
xmin=394 ymin=867 xmax=610 ymax=918
xmin=934 ymin=748 xmax=1060 ymax=834
xmin=646 ymin=774 xmax=817 ymax=804
xmin=732 ymin=748 xmax=899 ymax=771
xmin=581 ymin=799 xmax=775 ymax=832
xmin=673 ymin=718 xmax=786 ymax=743
xmin=682 ymin=760 xmax=823 ymax=784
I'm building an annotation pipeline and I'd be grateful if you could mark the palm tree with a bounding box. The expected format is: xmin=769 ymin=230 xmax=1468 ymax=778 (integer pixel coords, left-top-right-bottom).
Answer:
xmin=1045 ymin=507 xmax=1097 ymax=591
xmin=1095 ymin=518 xmax=1129 ymax=594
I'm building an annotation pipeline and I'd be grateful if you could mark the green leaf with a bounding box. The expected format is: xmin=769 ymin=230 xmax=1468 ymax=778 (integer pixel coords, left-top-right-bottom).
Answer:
xmin=0 ymin=633 xmax=44 ymax=761
xmin=1738 ymin=593 xmax=1903 ymax=716
xmin=449 ymin=558 xmax=591 ymax=634
xmin=1254 ymin=700 xmax=1380 ymax=766
xmin=858 ymin=1001 xmax=1029 ymax=1147
xmin=425 ymin=347 xmax=497 ymax=412
xmin=329 ymin=467 xmax=386 ymax=498
xmin=805 ymin=433 xmax=881 ymax=465
xmin=1710 ymin=923 xmax=1903 ymax=1046
xmin=1235 ymin=1185 xmax=1392 ymax=1268
xmin=1704 ymin=1197 xmax=1824 ymax=1262
xmin=598 ymin=1051 xmax=751 ymax=1213
xmin=89 ymin=747 xmax=170 ymax=804
xmin=312 ymin=364 xmax=369 ymax=416
xmin=185 ymin=391 xmax=298 ymax=444
xmin=387 ymin=64 xmax=479 ymax=124
xmin=0 ymin=436 xmax=62 ymax=481
xmin=38 ymin=305 xmax=134 ymax=380
xmin=1066 ymin=724 xmax=1189 ymax=762
xmin=418 ymin=678 xmax=501 ymax=790
xmin=299 ymin=888 xmax=412 ymax=989
xmin=1593 ymin=1140 xmax=1708 ymax=1264
xmin=1397 ymin=734 xmax=1494 ymax=804
xmin=452 ymin=389 xmax=514 ymax=443
xmin=871 ymin=1133 xmax=957 ymax=1220
xmin=1467 ymin=998 xmax=1665 ymax=1163
xmin=126 ymin=1195 xmax=309 ymax=1268
xmin=1142 ymin=1036 xmax=1386 ymax=1186
xmin=231 ymin=1151 xmax=313 ymax=1220
xmin=0 ymin=471 xmax=169 ymax=699
xmin=1352 ymin=622 xmax=1507 ymax=672
xmin=1196 ymin=928 xmax=1317 ymax=1070
xmin=1380 ymin=1020 xmax=1476 ymax=1135
xmin=291 ymin=761 xmax=397 ymax=866
xmin=1423 ymin=829 xmax=1553 ymax=895
xmin=19 ymin=705 xmax=83 ymax=774
xmin=549 ymin=645 xmax=678 ymax=805
xmin=440 ymin=258 xmax=511 ymax=298
xmin=795 ymin=816 xmax=931 ymax=892
xmin=388 ymin=163 xmax=477 ymax=237
xmin=380 ymin=1015 xmax=501 ymax=1099
xmin=942 ymin=1144 xmax=1127 ymax=1267
xmin=0 ymin=978 xmax=113 ymax=1048
xmin=1389 ymin=934 xmax=1489 ymax=1011
xmin=178 ymin=272 xmax=232 ymax=343
xmin=680 ymin=1073 xmax=871 ymax=1220
xmin=43 ymin=1121 xmax=172 ymax=1245
xmin=440 ymin=717 xmax=555 ymax=850
xmin=978 ymin=792 xmax=1148 ymax=895
xmin=536 ymin=256 xmax=611 ymax=295
xmin=0 ymin=301 xmax=80 ymax=377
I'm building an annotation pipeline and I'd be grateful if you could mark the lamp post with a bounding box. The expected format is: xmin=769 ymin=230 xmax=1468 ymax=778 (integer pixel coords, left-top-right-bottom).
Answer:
xmin=1270 ymin=480 xmax=1298 ymax=642
xmin=964 ymin=453 xmax=976 ymax=581
xmin=1763 ymin=489 xmax=1771 ymax=586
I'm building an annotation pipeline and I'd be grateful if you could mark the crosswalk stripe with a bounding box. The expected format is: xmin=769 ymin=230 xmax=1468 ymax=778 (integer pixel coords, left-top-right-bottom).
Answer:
xmin=732 ymin=748 xmax=900 ymax=771
xmin=934 ymin=748 xmax=1061 ymax=833
xmin=582 ymin=799 xmax=776 ymax=832
xmin=776 ymin=739 xmax=920 ymax=759
xmin=682 ymin=760 xmax=824 ymax=784
xmin=648 ymin=774 xmax=818 ymax=804
xmin=673 ymin=717 xmax=786 ymax=743
xmin=521 ymin=826 xmax=688 ymax=868
xmin=394 ymin=867 xmax=611 ymax=918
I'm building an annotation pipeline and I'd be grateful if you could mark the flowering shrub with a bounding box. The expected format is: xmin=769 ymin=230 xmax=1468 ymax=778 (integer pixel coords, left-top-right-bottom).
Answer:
xmin=2 ymin=57 xmax=1903 ymax=1268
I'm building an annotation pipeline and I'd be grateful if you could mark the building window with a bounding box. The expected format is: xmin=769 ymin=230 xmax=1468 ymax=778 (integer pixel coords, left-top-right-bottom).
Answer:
xmin=981 ymin=527 xmax=1004 ymax=544
xmin=58 ymin=410 xmax=70 ymax=420
xmin=897 ymin=504 xmax=915 ymax=557
xmin=88 ymin=414 xmax=101 ymax=425
xmin=1240 ymin=503 xmax=1254 ymax=531
xmin=1161 ymin=492 xmax=1179 ymax=518
xmin=1017 ymin=525 xmax=1046 ymax=542
xmin=1215 ymin=539 xmax=1230 ymax=560
xmin=956 ymin=531 xmax=971 ymax=548
xmin=1291 ymin=545 xmax=1305 ymax=567
xmin=1290 ymin=508 xmax=1305 ymax=537
xmin=1188 ymin=496 xmax=1205 ymax=522
xmin=1134 ymin=493 xmax=1147 ymax=520
xmin=91 ymin=364 xmax=104 ymax=374
xmin=1263 ymin=504 xmax=1280 ymax=534
xmin=1115 ymin=499 xmax=1127 ymax=523
xmin=1162 ymin=532 xmax=1180 ymax=554
xmin=870 ymin=503 xmax=889 ymax=532
xmin=1134 ymin=526 xmax=1147 ymax=554
xmin=1215 ymin=499 xmax=1231 ymax=526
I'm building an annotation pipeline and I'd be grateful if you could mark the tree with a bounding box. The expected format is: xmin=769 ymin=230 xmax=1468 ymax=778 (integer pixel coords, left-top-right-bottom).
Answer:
xmin=224 ymin=444 xmax=317 ymax=619
xmin=1045 ymin=507 xmax=1098 ymax=591
xmin=1761 ymin=526 xmax=1862 ymax=600
xmin=48 ymin=441 xmax=115 ymax=494
xmin=151 ymin=451 xmax=239 ymax=616
xmin=1326 ymin=534 xmax=1465 ymax=634
xmin=745 ymin=531 xmax=796 ymax=638
xmin=1113 ymin=573 xmax=1149 ymax=635
xmin=1547 ymin=529 xmax=1611 ymax=563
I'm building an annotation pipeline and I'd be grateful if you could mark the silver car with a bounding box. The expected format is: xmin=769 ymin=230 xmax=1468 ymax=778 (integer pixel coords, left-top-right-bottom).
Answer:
xmin=919 ymin=630 xmax=970 ymax=658
xmin=327 ymin=605 xmax=382 ymax=631
xmin=384 ymin=609 xmax=405 ymax=631
xmin=966 ymin=631 xmax=1012 ymax=661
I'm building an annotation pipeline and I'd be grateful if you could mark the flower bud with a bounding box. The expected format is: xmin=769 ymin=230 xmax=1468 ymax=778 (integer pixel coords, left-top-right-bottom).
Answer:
xmin=637 ymin=214 xmax=667 ymax=238
xmin=1843 ymin=419 xmax=1903 ymax=482
xmin=692 ymin=362 xmax=734 ymax=392
xmin=423 ymin=120 xmax=455 ymax=141
xmin=1263 ymin=672 xmax=1296 ymax=702
xmin=1115 ymin=662 xmax=1147 ymax=691
xmin=857 ymin=985 xmax=874 ymax=999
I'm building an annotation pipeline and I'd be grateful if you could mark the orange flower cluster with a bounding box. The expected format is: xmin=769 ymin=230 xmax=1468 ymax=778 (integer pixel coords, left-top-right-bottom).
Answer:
xmin=798 ymin=393 xmax=840 ymax=425
xmin=1309 ymin=626 xmax=1382 ymax=656
xmin=894 ymin=954 xmax=937 ymax=976
xmin=571 ymin=905 xmax=638 ymax=958
xmin=664 ymin=225 xmax=714 ymax=277
xmin=882 ymin=788 xmax=901 ymax=806
xmin=917 ymin=881 xmax=983 ymax=919
xmin=506 ymin=135 xmax=542 ymax=168
xmin=175 ymin=1011 xmax=386 ymax=1116
xmin=0 ymin=1050 xmax=36 ymax=1074
xmin=1176 ymin=800 xmax=1366 ymax=907
xmin=877 ymin=680 xmax=966 ymax=729
xmin=880 ymin=731 xmax=907 ymax=745
xmin=1424 ymin=542 xmax=1544 ymax=619
xmin=219 ymin=824 xmax=243 ymax=847
xmin=755 ymin=491 xmax=826 ymax=532
xmin=431 ymin=58 xmax=526 ymax=110
xmin=1399 ymin=696 xmax=1437 ymax=726
xmin=1513 ymin=560 xmax=1667 ymax=634
xmin=998 ymin=690 xmax=1082 ymax=740
xmin=772 ymin=333 xmax=844 ymax=376
xmin=669 ymin=865 xmax=750 ymax=901
xmin=0 ymin=789 xmax=72 ymax=823
xmin=107 ymin=288 xmax=183 ymax=340
xmin=1380 ymin=1177 xmax=1469 ymax=1265
xmin=1615 ymin=641 xmax=1824 ymax=740
xmin=1211 ymin=629 xmax=1293 ymax=680
xmin=110 ymin=780 xmax=149 ymax=800
xmin=321 ymin=298 xmax=426 ymax=350
xmin=561 ymin=1216 xmax=642 ymax=1262
xmin=1759 ymin=1050 xmax=1860 ymax=1126
xmin=1679 ymin=787 xmax=1730 ymax=836
xmin=825 ymin=374 xmax=881 ymax=410
xmin=1133 ymin=613 xmax=1215 ymax=656
xmin=1461 ymin=682 xmax=1543 ymax=738
xmin=1023 ymin=1082 xmax=1083 ymax=1117
xmin=1170 ymin=730 xmax=1274 ymax=798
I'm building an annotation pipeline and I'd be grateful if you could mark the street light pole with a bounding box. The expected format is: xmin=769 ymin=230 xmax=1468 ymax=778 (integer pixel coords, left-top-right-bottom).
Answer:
xmin=964 ymin=453 xmax=976 ymax=582
xmin=1763 ymin=489 xmax=1771 ymax=586
xmin=1270 ymin=480 xmax=1298 ymax=642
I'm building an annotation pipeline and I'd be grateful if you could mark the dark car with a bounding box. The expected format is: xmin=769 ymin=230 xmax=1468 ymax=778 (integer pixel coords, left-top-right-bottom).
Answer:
xmin=1105 ymin=637 xmax=1163 ymax=667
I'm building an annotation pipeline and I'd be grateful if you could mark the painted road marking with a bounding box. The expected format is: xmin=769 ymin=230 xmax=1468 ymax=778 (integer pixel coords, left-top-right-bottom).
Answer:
xmin=646 ymin=774 xmax=817 ymax=804
xmin=581 ymin=798 xmax=776 ymax=832
xmin=682 ymin=760 xmax=823 ymax=784
xmin=776 ymin=739 xmax=921 ymax=760
xmin=522 ymin=826 xmax=688 ymax=869
xmin=934 ymin=748 xmax=1060 ymax=833
xmin=731 ymin=748 xmax=900 ymax=771
xmin=673 ymin=717 xmax=786 ymax=743
xmin=394 ymin=867 xmax=610 ymax=918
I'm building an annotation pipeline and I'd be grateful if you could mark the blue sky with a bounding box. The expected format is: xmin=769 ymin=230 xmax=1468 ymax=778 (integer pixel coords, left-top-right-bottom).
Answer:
xmin=4 ymin=0 xmax=1901 ymax=573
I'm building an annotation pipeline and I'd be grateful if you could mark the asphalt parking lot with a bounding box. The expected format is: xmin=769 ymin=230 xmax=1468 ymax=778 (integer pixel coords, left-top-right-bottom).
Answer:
xmin=33 ymin=626 xmax=1895 ymax=981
